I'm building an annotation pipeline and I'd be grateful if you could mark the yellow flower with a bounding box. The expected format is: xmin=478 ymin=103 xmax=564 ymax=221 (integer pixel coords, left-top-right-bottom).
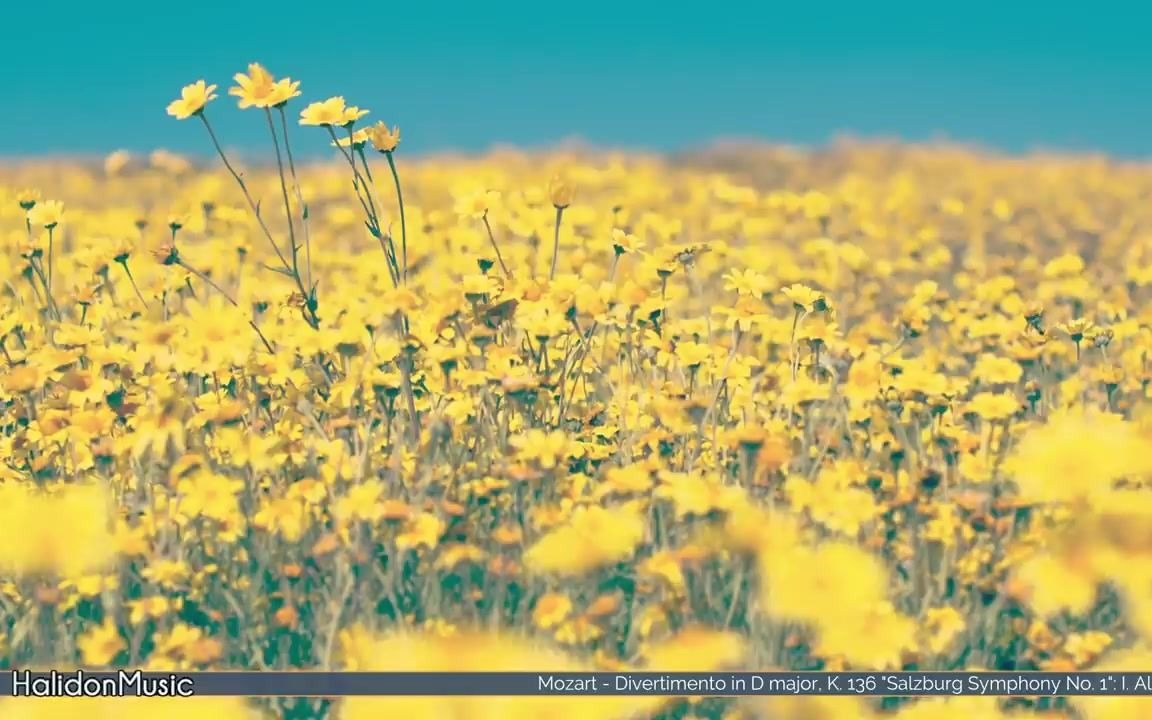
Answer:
xmin=339 ymin=629 xmax=650 ymax=720
xmin=77 ymin=619 xmax=126 ymax=667
xmin=723 ymin=268 xmax=771 ymax=296
xmin=228 ymin=62 xmax=301 ymax=109
xmin=801 ymin=191 xmax=832 ymax=220
xmin=638 ymin=550 xmax=686 ymax=593
xmin=641 ymin=627 xmax=746 ymax=671
xmin=166 ymin=80 xmax=218 ymax=119
xmin=129 ymin=596 xmax=175 ymax=625
xmin=761 ymin=541 xmax=890 ymax=626
xmin=780 ymin=283 xmax=828 ymax=313
xmin=526 ymin=504 xmax=647 ymax=576
xmin=16 ymin=188 xmax=40 ymax=210
xmin=335 ymin=480 xmax=385 ymax=523
xmin=228 ymin=62 xmax=273 ymax=108
xmin=1058 ymin=317 xmax=1096 ymax=344
xmin=510 ymin=429 xmax=576 ymax=470
xmin=331 ymin=128 xmax=371 ymax=149
xmin=27 ymin=199 xmax=64 ymax=229
xmin=1064 ymin=631 xmax=1113 ymax=666
xmin=972 ymin=353 xmax=1023 ymax=385
xmin=1006 ymin=408 xmax=1152 ymax=503
xmin=921 ymin=606 xmax=967 ymax=655
xmin=299 ymin=96 xmax=369 ymax=127
xmin=532 ymin=592 xmax=573 ymax=629
xmin=434 ymin=543 xmax=486 ymax=571
xmin=0 ymin=483 xmax=116 ymax=578
xmin=611 ymin=228 xmax=642 ymax=256
xmin=176 ymin=471 xmax=243 ymax=522
xmin=367 ymin=121 xmax=401 ymax=153
xmin=1075 ymin=647 xmax=1152 ymax=720
xmin=396 ymin=512 xmax=445 ymax=551
xmin=1014 ymin=552 xmax=1098 ymax=617
xmin=252 ymin=495 xmax=310 ymax=542
xmin=964 ymin=391 xmax=1019 ymax=422
xmin=548 ymin=173 xmax=575 ymax=208
xmin=455 ymin=189 xmax=502 ymax=220
xmin=266 ymin=78 xmax=303 ymax=108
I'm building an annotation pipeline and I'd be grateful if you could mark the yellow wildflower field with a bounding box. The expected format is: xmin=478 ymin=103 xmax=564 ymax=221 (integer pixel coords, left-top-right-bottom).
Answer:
xmin=1 ymin=64 xmax=1152 ymax=719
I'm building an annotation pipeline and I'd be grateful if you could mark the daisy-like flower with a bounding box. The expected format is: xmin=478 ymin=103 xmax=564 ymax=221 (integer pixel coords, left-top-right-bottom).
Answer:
xmin=166 ymin=80 xmax=218 ymax=120
xmin=611 ymin=228 xmax=642 ymax=256
xmin=16 ymin=188 xmax=40 ymax=210
xmin=367 ymin=122 xmax=401 ymax=153
xmin=229 ymin=63 xmax=275 ymax=109
xmin=27 ymin=199 xmax=64 ymax=229
xmin=780 ymin=283 xmax=828 ymax=313
xmin=332 ymin=128 xmax=371 ymax=150
xmin=228 ymin=63 xmax=301 ymax=110
xmin=299 ymin=96 xmax=369 ymax=127
xmin=266 ymin=79 xmax=302 ymax=108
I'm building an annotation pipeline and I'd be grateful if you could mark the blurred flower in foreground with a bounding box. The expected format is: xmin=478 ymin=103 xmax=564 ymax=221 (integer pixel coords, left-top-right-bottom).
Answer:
xmin=525 ymin=504 xmax=646 ymax=576
xmin=1006 ymin=408 xmax=1152 ymax=504
xmin=338 ymin=629 xmax=655 ymax=720
xmin=0 ymin=482 xmax=116 ymax=578
xmin=0 ymin=697 xmax=257 ymax=720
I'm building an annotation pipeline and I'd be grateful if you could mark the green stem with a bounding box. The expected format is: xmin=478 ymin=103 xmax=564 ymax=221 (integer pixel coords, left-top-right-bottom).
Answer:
xmin=178 ymin=261 xmax=275 ymax=354
xmin=200 ymin=113 xmax=318 ymax=329
xmin=327 ymin=126 xmax=400 ymax=287
xmin=278 ymin=106 xmax=314 ymax=293
xmin=46 ymin=227 xmax=54 ymax=297
xmin=265 ymin=109 xmax=300 ymax=282
xmin=30 ymin=258 xmax=60 ymax=321
xmin=385 ymin=151 xmax=408 ymax=284
xmin=481 ymin=214 xmax=511 ymax=278
xmin=549 ymin=206 xmax=564 ymax=281
xmin=198 ymin=114 xmax=292 ymax=273
xmin=119 ymin=261 xmax=148 ymax=307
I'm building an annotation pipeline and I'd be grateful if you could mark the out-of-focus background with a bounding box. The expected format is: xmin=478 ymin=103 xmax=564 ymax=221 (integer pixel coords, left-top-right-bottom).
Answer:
xmin=2 ymin=1 xmax=1150 ymax=158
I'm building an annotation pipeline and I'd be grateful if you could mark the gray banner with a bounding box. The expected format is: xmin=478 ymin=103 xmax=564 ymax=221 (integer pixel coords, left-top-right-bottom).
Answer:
xmin=4 ymin=670 xmax=1151 ymax=697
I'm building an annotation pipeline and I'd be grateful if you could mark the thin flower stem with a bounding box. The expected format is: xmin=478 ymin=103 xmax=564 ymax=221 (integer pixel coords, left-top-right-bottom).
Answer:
xmin=327 ymin=127 xmax=401 ymax=287
xmin=46 ymin=227 xmax=54 ymax=296
xmin=29 ymin=259 xmax=61 ymax=321
xmin=356 ymin=146 xmax=374 ymax=183
xmin=338 ymin=130 xmax=381 ymax=224
xmin=119 ymin=261 xmax=149 ymax=307
xmin=357 ymin=145 xmax=405 ymax=283
xmin=199 ymin=114 xmax=319 ymax=329
xmin=178 ymin=262 xmax=235 ymax=306
xmin=198 ymin=114 xmax=292 ymax=274
xmin=24 ymin=269 xmax=44 ymax=305
xmin=549 ymin=207 xmax=564 ymax=281
xmin=265 ymin=109 xmax=301 ymax=283
xmin=178 ymin=260 xmax=276 ymax=354
xmin=384 ymin=151 xmax=409 ymax=284
xmin=481 ymin=214 xmax=512 ymax=278
xmin=277 ymin=106 xmax=314 ymax=292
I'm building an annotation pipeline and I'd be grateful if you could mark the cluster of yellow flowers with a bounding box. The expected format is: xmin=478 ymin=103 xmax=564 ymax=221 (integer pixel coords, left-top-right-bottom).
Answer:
xmin=1 ymin=62 xmax=1152 ymax=719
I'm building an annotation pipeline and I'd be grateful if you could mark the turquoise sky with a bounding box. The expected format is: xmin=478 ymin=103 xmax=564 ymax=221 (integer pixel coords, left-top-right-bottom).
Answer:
xmin=3 ymin=2 xmax=1150 ymax=158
